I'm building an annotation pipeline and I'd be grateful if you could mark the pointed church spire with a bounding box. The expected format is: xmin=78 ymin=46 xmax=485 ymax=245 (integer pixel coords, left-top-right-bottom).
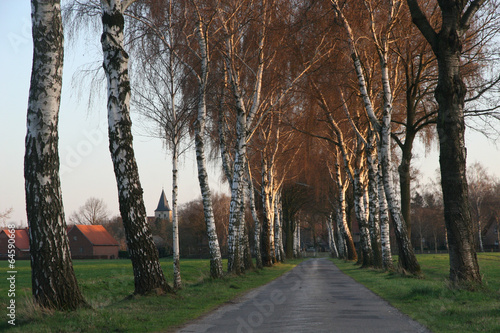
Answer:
xmin=155 ymin=189 xmax=171 ymax=212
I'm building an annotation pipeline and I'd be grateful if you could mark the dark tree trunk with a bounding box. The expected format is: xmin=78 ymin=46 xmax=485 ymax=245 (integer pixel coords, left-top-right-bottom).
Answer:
xmin=261 ymin=215 xmax=273 ymax=266
xmin=435 ymin=39 xmax=481 ymax=284
xmin=398 ymin=131 xmax=415 ymax=239
xmin=100 ymin=0 xmax=171 ymax=294
xmin=284 ymin=216 xmax=294 ymax=259
xmin=25 ymin=0 xmax=87 ymax=310
xmin=406 ymin=0 xmax=482 ymax=287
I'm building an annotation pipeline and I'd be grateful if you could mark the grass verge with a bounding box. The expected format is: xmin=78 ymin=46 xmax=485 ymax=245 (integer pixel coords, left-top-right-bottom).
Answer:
xmin=332 ymin=253 xmax=500 ymax=333
xmin=1 ymin=258 xmax=302 ymax=332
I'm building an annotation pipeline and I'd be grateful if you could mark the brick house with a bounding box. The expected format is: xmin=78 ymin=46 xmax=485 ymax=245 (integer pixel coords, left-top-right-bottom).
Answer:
xmin=0 ymin=228 xmax=30 ymax=259
xmin=67 ymin=225 xmax=119 ymax=259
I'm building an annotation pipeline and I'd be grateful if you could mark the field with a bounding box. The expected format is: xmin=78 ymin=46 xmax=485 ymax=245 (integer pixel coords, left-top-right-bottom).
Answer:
xmin=0 ymin=258 xmax=301 ymax=332
xmin=332 ymin=253 xmax=500 ymax=333
xmin=2 ymin=254 xmax=499 ymax=332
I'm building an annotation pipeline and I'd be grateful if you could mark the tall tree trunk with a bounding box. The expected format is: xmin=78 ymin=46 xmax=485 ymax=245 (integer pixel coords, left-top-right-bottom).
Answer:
xmin=336 ymin=219 xmax=346 ymax=259
xmin=337 ymin=181 xmax=358 ymax=262
xmin=225 ymin=36 xmax=248 ymax=273
xmin=25 ymin=0 xmax=87 ymax=310
xmin=100 ymin=0 xmax=171 ymax=294
xmin=192 ymin=18 xmax=224 ymax=279
xmin=377 ymin=7 xmax=420 ymax=275
xmin=436 ymin=50 xmax=481 ymax=283
xmin=406 ymin=0 xmax=482 ymax=286
xmin=172 ymin=145 xmax=181 ymax=289
xmin=261 ymin=160 xmax=276 ymax=266
xmin=227 ymin=124 xmax=246 ymax=273
xmin=293 ymin=219 xmax=301 ymax=257
xmin=353 ymin=168 xmax=373 ymax=268
xmin=333 ymin=0 xmax=419 ymax=274
xmin=242 ymin=222 xmax=254 ymax=270
xmin=367 ymin=135 xmax=383 ymax=268
xmin=239 ymin=189 xmax=253 ymax=271
xmin=274 ymin=194 xmax=285 ymax=262
xmin=327 ymin=214 xmax=339 ymax=258
xmin=284 ymin=215 xmax=294 ymax=259
xmin=378 ymin=170 xmax=393 ymax=270
xmin=352 ymin=140 xmax=373 ymax=267
xmin=380 ymin=95 xmax=420 ymax=275
xmin=247 ymin=168 xmax=263 ymax=268
xmin=398 ymin=130 xmax=416 ymax=239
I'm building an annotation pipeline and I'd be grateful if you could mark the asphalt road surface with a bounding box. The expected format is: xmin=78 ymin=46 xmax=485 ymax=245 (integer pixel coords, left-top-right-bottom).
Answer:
xmin=177 ymin=258 xmax=431 ymax=333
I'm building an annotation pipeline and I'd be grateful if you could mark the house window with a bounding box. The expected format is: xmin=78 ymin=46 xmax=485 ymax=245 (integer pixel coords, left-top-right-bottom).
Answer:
xmin=79 ymin=247 xmax=83 ymax=253
xmin=74 ymin=236 xmax=77 ymax=241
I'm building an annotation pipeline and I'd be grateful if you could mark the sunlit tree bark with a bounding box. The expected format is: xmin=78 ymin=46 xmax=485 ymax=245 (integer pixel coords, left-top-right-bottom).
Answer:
xmin=332 ymin=0 xmax=420 ymax=274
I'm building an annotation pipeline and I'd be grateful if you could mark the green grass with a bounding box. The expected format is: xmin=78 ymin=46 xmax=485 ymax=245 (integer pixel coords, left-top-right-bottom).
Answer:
xmin=332 ymin=253 xmax=500 ymax=333
xmin=0 ymin=258 xmax=302 ymax=332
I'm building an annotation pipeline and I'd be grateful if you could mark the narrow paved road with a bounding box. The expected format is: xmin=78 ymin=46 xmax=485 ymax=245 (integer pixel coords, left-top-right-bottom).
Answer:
xmin=178 ymin=258 xmax=431 ymax=333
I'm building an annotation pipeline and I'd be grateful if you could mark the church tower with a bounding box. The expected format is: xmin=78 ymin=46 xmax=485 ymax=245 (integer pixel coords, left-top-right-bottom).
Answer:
xmin=154 ymin=189 xmax=172 ymax=222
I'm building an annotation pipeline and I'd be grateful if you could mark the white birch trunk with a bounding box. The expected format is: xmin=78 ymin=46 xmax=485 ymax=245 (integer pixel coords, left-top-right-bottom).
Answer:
xmin=261 ymin=158 xmax=276 ymax=266
xmin=478 ymin=218 xmax=484 ymax=252
xmin=327 ymin=214 xmax=339 ymax=258
xmin=247 ymin=166 xmax=263 ymax=268
xmin=172 ymin=144 xmax=181 ymax=289
xmin=226 ymin=99 xmax=247 ymax=274
xmin=333 ymin=150 xmax=358 ymax=261
xmin=25 ymin=0 xmax=87 ymax=310
xmin=274 ymin=193 xmax=285 ymax=262
xmin=193 ymin=19 xmax=224 ymax=279
xmin=378 ymin=168 xmax=393 ymax=269
xmin=293 ymin=219 xmax=301 ymax=258
xmin=378 ymin=44 xmax=420 ymax=274
xmin=100 ymin=0 xmax=171 ymax=294
xmin=333 ymin=0 xmax=420 ymax=274
xmin=337 ymin=181 xmax=357 ymax=261
xmin=240 ymin=190 xmax=254 ymax=270
xmin=354 ymin=166 xmax=373 ymax=267
xmin=336 ymin=216 xmax=346 ymax=259
xmin=367 ymin=134 xmax=383 ymax=268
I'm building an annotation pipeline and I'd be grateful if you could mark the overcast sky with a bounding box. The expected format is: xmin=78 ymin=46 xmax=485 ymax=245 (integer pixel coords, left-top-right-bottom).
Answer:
xmin=2 ymin=2 xmax=500 ymax=227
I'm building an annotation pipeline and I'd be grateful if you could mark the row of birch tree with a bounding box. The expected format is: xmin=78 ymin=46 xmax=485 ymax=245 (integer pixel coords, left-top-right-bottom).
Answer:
xmin=24 ymin=0 xmax=500 ymax=310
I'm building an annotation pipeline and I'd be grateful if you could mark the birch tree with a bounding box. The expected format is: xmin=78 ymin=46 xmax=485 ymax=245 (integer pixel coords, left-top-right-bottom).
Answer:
xmin=406 ymin=0 xmax=484 ymax=284
xmin=131 ymin=0 xmax=193 ymax=289
xmin=246 ymin=164 xmax=263 ymax=268
xmin=24 ymin=0 xmax=87 ymax=310
xmin=189 ymin=3 xmax=225 ymax=279
xmin=274 ymin=191 xmax=285 ymax=262
xmin=100 ymin=0 xmax=171 ymax=294
xmin=125 ymin=0 xmax=224 ymax=279
xmin=215 ymin=0 xmax=326 ymax=270
xmin=331 ymin=0 xmax=421 ymax=274
xmin=214 ymin=0 xmax=267 ymax=272
xmin=326 ymin=213 xmax=339 ymax=258
xmin=467 ymin=162 xmax=495 ymax=253
xmin=281 ymin=183 xmax=311 ymax=258
xmin=330 ymin=151 xmax=358 ymax=262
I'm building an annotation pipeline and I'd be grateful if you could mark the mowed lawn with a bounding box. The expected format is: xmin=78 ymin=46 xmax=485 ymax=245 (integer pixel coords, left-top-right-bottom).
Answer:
xmin=332 ymin=253 xmax=500 ymax=333
xmin=0 ymin=258 xmax=302 ymax=332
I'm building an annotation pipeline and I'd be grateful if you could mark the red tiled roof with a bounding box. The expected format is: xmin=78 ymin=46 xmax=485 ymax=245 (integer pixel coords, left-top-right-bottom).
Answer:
xmin=72 ymin=225 xmax=119 ymax=246
xmin=2 ymin=229 xmax=30 ymax=250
